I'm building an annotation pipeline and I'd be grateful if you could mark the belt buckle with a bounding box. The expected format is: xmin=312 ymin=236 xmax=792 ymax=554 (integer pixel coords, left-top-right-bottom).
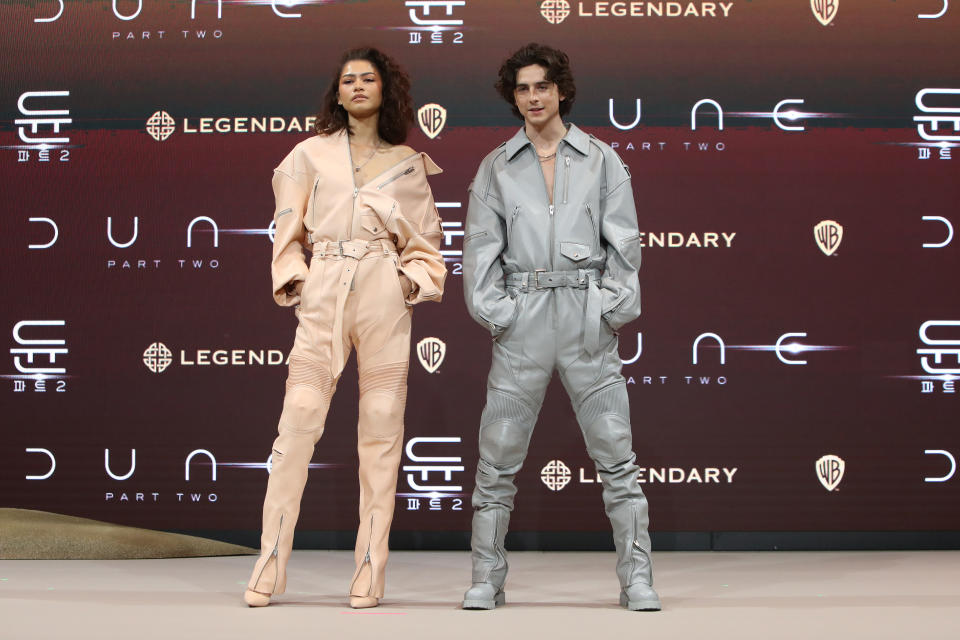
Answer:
xmin=337 ymin=240 xmax=344 ymax=257
xmin=534 ymin=269 xmax=547 ymax=289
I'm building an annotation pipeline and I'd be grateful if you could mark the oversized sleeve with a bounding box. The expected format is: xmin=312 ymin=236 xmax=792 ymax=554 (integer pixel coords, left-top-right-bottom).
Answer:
xmin=598 ymin=151 xmax=642 ymax=330
xmin=369 ymin=154 xmax=446 ymax=305
xmin=270 ymin=149 xmax=310 ymax=307
xmin=462 ymin=160 xmax=517 ymax=337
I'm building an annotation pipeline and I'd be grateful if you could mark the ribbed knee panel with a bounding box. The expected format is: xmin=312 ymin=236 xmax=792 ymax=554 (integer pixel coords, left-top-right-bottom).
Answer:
xmin=358 ymin=361 xmax=408 ymax=438
xmin=280 ymin=356 xmax=334 ymax=434
xmin=576 ymin=382 xmax=633 ymax=466
xmin=478 ymin=389 xmax=536 ymax=467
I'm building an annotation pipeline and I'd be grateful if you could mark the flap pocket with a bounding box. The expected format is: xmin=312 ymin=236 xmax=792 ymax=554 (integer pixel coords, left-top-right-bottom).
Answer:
xmin=560 ymin=241 xmax=590 ymax=262
xmin=359 ymin=213 xmax=384 ymax=235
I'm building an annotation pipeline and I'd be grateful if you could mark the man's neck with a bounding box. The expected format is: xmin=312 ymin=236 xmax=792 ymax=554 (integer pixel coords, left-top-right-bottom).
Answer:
xmin=348 ymin=114 xmax=381 ymax=147
xmin=524 ymin=117 xmax=567 ymax=150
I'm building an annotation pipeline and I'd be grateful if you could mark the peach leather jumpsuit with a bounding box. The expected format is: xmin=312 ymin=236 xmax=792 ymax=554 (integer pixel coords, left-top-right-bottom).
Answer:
xmin=246 ymin=131 xmax=446 ymax=601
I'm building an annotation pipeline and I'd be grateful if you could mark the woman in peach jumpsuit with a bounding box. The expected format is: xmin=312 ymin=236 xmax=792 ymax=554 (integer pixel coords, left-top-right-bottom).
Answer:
xmin=244 ymin=47 xmax=446 ymax=609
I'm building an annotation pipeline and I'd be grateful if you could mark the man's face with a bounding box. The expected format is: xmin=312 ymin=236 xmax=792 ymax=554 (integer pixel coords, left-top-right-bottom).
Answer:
xmin=514 ymin=64 xmax=564 ymax=127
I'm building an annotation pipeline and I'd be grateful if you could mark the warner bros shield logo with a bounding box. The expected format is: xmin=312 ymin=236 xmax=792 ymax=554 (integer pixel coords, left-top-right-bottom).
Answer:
xmin=814 ymin=220 xmax=843 ymax=256
xmin=417 ymin=337 xmax=446 ymax=373
xmin=417 ymin=103 xmax=447 ymax=139
xmin=816 ymin=454 xmax=845 ymax=491
xmin=811 ymin=0 xmax=838 ymax=26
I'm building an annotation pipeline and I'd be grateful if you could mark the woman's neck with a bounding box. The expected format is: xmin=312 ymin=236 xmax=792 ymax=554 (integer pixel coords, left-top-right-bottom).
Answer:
xmin=348 ymin=113 xmax=381 ymax=147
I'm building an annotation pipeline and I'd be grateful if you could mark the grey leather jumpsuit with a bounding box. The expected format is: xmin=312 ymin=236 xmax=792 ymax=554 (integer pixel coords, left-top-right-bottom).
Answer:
xmin=462 ymin=124 xmax=656 ymax=605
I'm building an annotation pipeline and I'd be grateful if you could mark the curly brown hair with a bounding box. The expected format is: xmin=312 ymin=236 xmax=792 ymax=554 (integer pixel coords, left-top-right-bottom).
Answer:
xmin=314 ymin=47 xmax=414 ymax=145
xmin=495 ymin=43 xmax=576 ymax=121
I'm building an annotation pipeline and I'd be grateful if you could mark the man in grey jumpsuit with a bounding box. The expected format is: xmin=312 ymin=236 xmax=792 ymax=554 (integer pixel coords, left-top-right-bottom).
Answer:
xmin=461 ymin=43 xmax=660 ymax=611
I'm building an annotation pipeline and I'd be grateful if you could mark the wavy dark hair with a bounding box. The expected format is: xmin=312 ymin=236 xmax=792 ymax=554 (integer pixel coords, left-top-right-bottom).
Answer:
xmin=314 ymin=47 xmax=414 ymax=145
xmin=495 ymin=43 xmax=576 ymax=121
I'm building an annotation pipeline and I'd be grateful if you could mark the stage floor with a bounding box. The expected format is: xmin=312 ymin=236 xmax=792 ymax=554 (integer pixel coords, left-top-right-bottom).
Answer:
xmin=2 ymin=550 xmax=958 ymax=639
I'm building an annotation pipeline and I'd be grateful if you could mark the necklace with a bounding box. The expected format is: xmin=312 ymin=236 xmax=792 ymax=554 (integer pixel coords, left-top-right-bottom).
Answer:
xmin=352 ymin=139 xmax=381 ymax=173
xmin=538 ymin=151 xmax=556 ymax=162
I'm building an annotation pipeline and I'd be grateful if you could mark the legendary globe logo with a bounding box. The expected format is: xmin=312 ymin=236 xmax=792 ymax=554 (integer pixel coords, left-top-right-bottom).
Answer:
xmin=417 ymin=103 xmax=447 ymax=140
xmin=811 ymin=0 xmax=838 ymax=26
xmin=143 ymin=342 xmax=173 ymax=373
xmin=540 ymin=0 xmax=571 ymax=24
xmin=540 ymin=459 xmax=572 ymax=491
xmin=146 ymin=110 xmax=176 ymax=142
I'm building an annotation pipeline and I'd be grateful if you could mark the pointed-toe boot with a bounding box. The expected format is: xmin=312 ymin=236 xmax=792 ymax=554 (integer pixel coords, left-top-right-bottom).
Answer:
xmin=243 ymin=588 xmax=271 ymax=607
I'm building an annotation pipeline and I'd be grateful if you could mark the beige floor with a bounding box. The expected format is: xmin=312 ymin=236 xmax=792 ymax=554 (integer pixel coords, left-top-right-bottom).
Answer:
xmin=1 ymin=550 xmax=957 ymax=640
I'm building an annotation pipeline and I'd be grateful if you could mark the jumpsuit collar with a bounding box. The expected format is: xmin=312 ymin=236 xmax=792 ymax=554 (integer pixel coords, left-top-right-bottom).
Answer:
xmin=504 ymin=123 xmax=591 ymax=162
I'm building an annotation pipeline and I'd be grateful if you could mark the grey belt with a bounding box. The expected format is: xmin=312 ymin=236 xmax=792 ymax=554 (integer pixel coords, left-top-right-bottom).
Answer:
xmin=505 ymin=268 xmax=605 ymax=353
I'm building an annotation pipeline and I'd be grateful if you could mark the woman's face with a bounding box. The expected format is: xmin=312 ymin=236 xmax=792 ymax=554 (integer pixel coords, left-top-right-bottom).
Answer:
xmin=337 ymin=59 xmax=383 ymax=119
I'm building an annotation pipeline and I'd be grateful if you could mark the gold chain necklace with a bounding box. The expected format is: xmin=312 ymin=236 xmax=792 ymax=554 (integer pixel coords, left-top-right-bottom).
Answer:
xmin=352 ymin=139 xmax=382 ymax=173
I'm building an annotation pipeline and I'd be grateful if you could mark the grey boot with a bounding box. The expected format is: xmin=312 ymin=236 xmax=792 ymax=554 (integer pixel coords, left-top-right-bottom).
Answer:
xmin=599 ymin=454 xmax=661 ymax=612
xmin=463 ymin=503 xmax=510 ymax=609
xmin=464 ymin=387 xmax=535 ymax=611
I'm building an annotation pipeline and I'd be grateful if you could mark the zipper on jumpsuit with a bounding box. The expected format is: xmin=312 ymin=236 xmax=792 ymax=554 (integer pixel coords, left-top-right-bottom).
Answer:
xmin=347 ymin=138 xmax=360 ymax=239
xmin=508 ymin=204 xmax=520 ymax=238
xmin=377 ymin=166 xmax=415 ymax=189
xmin=252 ymin=513 xmax=284 ymax=594
xmin=535 ymin=146 xmax=565 ymax=330
xmin=310 ymin=177 xmax=321 ymax=228
xmin=586 ymin=204 xmax=600 ymax=258
xmin=349 ymin=514 xmax=375 ymax=596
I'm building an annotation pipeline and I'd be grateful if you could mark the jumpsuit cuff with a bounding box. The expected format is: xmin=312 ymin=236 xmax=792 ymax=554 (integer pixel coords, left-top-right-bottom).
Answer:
xmin=599 ymin=287 xmax=628 ymax=331
xmin=399 ymin=263 xmax=442 ymax=305
xmin=274 ymin=278 xmax=305 ymax=307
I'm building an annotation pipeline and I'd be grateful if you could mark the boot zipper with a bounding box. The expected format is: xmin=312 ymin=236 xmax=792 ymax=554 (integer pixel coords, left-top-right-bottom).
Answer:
xmin=349 ymin=515 xmax=375 ymax=596
xmin=252 ymin=513 xmax=283 ymax=593
xmin=377 ymin=166 xmax=415 ymax=190
xmin=491 ymin=511 xmax=505 ymax=583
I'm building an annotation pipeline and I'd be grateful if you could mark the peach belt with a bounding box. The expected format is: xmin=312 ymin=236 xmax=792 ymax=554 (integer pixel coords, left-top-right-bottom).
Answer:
xmin=312 ymin=238 xmax=399 ymax=377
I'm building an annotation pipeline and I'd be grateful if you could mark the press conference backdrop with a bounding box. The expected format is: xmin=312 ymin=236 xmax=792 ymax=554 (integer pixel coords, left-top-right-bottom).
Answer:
xmin=2 ymin=1 xmax=958 ymax=547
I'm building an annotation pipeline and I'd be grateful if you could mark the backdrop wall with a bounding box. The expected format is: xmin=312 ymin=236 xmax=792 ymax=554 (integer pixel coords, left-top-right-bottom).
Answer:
xmin=3 ymin=0 xmax=958 ymax=547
